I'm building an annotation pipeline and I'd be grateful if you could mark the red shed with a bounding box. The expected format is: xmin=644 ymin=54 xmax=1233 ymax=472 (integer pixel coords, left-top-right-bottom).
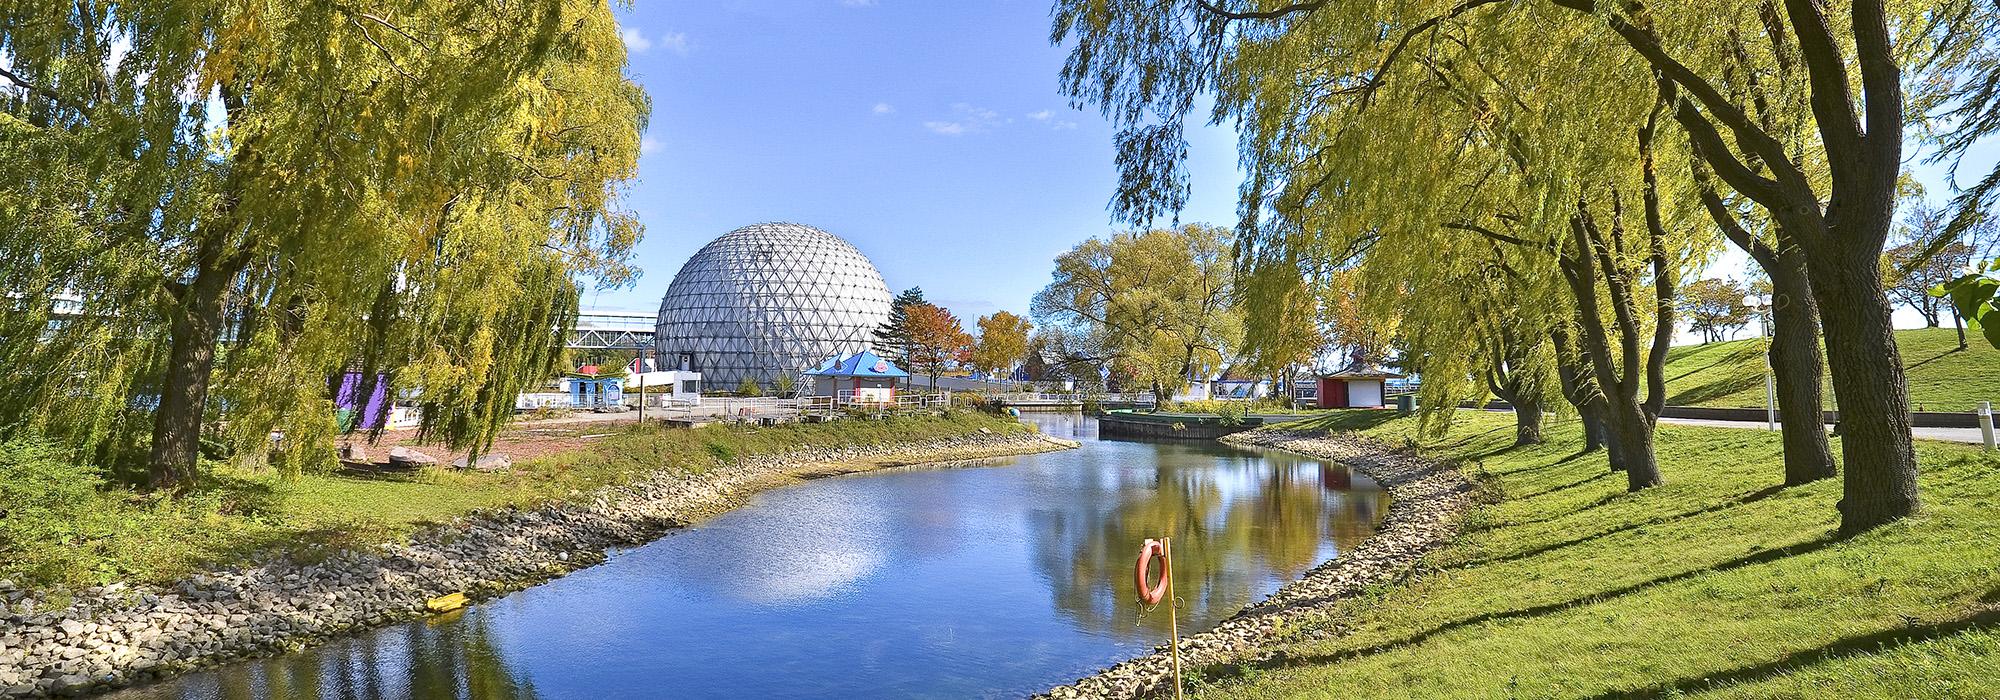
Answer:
xmin=1316 ymin=365 xmax=1404 ymax=409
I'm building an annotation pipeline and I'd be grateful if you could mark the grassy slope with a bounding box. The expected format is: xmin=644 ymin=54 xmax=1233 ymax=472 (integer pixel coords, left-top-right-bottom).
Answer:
xmin=1192 ymin=410 xmax=2000 ymax=699
xmin=5 ymin=412 xmax=1027 ymax=592
xmin=1664 ymin=327 xmax=2000 ymax=412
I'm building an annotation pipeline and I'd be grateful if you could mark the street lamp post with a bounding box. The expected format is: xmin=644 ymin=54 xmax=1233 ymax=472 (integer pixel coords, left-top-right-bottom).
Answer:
xmin=1744 ymin=294 xmax=1776 ymax=431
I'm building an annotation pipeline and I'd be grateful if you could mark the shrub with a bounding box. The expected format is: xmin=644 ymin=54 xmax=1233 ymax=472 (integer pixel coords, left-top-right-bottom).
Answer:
xmin=0 ymin=437 xmax=115 ymax=585
xmin=736 ymin=377 xmax=763 ymax=397
xmin=1214 ymin=400 xmax=1247 ymax=426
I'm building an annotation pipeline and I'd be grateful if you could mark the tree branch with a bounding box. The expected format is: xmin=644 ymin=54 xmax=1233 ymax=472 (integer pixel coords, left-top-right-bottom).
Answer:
xmin=1444 ymin=221 xmax=1556 ymax=252
xmin=1779 ymin=0 xmax=1864 ymax=164
xmin=1191 ymin=0 xmax=1325 ymax=21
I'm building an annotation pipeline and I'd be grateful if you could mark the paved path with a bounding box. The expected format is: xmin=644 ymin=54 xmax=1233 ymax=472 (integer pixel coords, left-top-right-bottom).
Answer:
xmin=1657 ymin=416 xmax=1991 ymax=445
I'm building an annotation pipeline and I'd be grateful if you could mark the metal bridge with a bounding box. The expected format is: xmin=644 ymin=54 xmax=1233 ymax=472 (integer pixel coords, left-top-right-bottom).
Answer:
xmin=570 ymin=309 xmax=655 ymax=350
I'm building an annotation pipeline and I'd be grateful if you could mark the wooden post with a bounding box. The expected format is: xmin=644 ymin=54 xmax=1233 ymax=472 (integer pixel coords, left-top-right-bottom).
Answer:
xmin=1165 ymin=536 xmax=1183 ymax=700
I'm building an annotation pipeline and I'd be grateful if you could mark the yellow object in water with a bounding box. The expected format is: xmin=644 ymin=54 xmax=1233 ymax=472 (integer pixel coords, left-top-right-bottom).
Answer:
xmin=426 ymin=592 xmax=468 ymax=614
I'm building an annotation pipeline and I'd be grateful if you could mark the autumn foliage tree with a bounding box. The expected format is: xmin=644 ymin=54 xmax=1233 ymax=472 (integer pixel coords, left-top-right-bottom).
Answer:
xmin=972 ymin=311 xmax=1033 ymax=378
xmin=905 ymin=303 xmax=974 ymax=389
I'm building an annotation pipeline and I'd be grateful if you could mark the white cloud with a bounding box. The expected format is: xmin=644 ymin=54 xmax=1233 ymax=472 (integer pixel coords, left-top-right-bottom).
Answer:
xmin=1029 ymin=109 xmax=1079 ymax=130
xmin=640 ymin=136 xmax=662 ymax=155
xmin=923 ymin=121 xmax=966 ymax=136
xmin=923 ymin=102 xmax=1005 ymax=136
xmin=841 ymin=0 xmax=879 ymax=6
xmin=872 ymin=102 xmax=896 ymax=116
xmin=657 ymin=32 xmax=690 ymax=56
xmin=620 ymin=28 xmax=652 ymax=54
xmin=622 ymin=28 xmax=689 ymax=56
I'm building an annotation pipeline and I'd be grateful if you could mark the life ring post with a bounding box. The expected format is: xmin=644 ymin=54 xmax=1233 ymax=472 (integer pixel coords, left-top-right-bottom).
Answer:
xmin=1134 ymin=536 xmax=1184 ymax=699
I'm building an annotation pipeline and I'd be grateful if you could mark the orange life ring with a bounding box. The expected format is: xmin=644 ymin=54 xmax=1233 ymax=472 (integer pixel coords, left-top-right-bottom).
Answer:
xmin=1135 ymin=538 xmax=1170 ymax=606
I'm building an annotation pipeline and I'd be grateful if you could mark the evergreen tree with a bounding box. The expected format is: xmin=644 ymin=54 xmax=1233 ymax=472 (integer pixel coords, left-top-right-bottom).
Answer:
xmin=873 ymin=287 xmax=927 ymax=367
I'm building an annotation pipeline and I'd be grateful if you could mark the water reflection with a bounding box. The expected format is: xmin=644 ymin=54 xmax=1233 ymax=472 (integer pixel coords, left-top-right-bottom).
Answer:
xmin=111 ymin=415 xmax=1385 ymax=699
xmin=116 ymin=613 xmax=537 ymax=700
xmin=1025 ymin=436 xmax=1382 ymax=638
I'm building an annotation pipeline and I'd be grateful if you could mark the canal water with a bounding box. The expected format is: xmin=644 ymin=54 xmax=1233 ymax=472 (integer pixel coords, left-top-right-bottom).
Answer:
xmin=109 ymin=415 xmax=1386 ymax=699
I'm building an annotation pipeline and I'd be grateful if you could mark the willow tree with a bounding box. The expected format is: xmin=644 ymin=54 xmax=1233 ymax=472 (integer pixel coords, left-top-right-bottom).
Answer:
xmin=1032 ymin=224 xmax=1242 ymax=404
xmin=1052 ymin=0 xmax=1994 ymax=532
xmin=0 ymin=0 xmax=646 ymax=488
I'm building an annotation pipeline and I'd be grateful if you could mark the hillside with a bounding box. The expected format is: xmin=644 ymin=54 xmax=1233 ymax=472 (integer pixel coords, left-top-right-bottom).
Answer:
xmin=1189 ymin=411 xmax=2000 ymax=699
xmin=1663 ymin=327 xmax=2000 ymax=412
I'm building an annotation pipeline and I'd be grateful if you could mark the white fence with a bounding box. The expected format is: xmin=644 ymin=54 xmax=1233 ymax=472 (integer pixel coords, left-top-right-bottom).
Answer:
xmin=992 ymin=392 xmax=1156 ymax=405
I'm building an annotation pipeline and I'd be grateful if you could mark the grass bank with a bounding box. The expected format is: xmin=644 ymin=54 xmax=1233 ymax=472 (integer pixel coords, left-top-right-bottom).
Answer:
xmin=1664 ymin=327 xmax=2000 ymax=411
xmin=1189 ymin=410 xmax=2000 ymax=699
xmin=0 ymin=411 xmax=1029 ymax=593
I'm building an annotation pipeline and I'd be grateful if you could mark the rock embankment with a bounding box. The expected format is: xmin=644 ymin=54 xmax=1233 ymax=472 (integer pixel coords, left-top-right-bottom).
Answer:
xmin=0 ymin=429 xmax=1075 ymax=698
xmin=1040 ymin=428 xmax=1477 ymax=699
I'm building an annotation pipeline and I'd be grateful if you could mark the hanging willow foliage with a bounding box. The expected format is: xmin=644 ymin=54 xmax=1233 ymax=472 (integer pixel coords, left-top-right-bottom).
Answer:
xmin=0 ymin=0 xmax=647 ymax=486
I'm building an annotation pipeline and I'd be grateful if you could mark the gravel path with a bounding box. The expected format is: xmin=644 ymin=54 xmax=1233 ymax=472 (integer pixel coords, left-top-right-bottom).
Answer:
xmin=1038 ymin=427 xmax=1477 ymax=699
xmin=0 ymin=430 xmax=1077 ymax=698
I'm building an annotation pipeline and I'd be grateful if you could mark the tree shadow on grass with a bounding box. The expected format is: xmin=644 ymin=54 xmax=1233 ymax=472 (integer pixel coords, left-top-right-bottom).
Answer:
xmin=1426 ymin=423 xmax=1516 ymax=455
xmin=1464 ymin=485 xmax=1789 ymax=567
xmin=1289 ymin=410 xmax=1403 ymax=433
xmin=1234 ymin=535 xmax=1842 ymax=674
xmin=1904 ymin=347 xmax=1964 ymax=372
xmin=195 ymin=471 xmax=283 ymax=518
xmin=1664 ymin=345 xmax=1761 ymax=384
xmin=1513 ymin=470 xmax=1615 ymax=499
xmin=1491 ymin=454 xmax=1590 ymax=478
xmin=1666 ymin=371 xmax=1767 ymax=408
xmin=1579 ymin=606 xmax=2000 ymax=699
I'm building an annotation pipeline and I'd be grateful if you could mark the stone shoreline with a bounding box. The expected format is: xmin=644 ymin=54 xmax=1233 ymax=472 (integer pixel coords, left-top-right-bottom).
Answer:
xmin=1039 ymin=427 xmax=1479 ymax=699
xmin=0 ymin=429 xmax=1077 ymax=698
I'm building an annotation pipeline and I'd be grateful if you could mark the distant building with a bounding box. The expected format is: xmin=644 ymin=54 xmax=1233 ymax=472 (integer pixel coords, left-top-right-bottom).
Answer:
xmin=653 ymin=223 xmax=895 ymax=391
xmin=1314 ymin=365 xmax=1404 ymax=409
xmin=804 ymin=350 xmax=909 ymax=405
xmin=624 ymin=356 xmax=704 ymax=406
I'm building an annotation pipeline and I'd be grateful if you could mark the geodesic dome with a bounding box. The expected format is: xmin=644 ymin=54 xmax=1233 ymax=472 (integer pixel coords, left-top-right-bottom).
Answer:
xmin=653 ymin=223 xmax=894 ymax=390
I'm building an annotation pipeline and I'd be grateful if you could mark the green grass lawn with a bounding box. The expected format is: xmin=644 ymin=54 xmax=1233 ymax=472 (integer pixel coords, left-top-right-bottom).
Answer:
xmin=0 ymin=411 xmax=1027 ymax=593
xmin=1664 ymin=327 xmax=2000 ymax=412
xmin=1188 ymin=410 xmax=2000 ymax=699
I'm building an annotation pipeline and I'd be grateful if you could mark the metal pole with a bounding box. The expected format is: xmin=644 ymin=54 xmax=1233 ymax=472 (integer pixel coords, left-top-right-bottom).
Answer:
xmin=1981 ymin=401 xmax=1995 ymax=452
xmin=1763 ymin=308 xmax=1776 ymax=431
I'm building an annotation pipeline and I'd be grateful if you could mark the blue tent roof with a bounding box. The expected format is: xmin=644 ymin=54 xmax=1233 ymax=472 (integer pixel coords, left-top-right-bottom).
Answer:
xmin=803 ymin=350 xmax=910 ymax=379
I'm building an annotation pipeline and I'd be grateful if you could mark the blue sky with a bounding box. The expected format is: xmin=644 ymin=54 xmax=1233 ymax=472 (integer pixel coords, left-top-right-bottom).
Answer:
xmin=591 ymin=0 xmax=1243 ymax=320
xmin=599 ymin=1 xmax=1996 ymax=334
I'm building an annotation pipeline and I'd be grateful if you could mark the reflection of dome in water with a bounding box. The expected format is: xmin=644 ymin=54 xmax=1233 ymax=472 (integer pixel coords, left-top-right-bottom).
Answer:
xmin=654 ymin=223 xmax=894 ymax=388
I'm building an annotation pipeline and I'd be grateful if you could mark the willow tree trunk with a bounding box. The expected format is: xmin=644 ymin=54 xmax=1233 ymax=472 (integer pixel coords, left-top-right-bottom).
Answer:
xmin=1603 ymin=402 xmax=1660 ymax=490
xmin=1766 ymin=254 xmax=1839 ymax=486
xmin=1513 ymin=398 xmax=1544 ymax=447
xmin=149 ymin=262 xmax=230 ymax=491
xmin=1579 ymin=400 xmax=1607 ymax=453
xmin=1806 ymin=240 xmax=1920 ymax=536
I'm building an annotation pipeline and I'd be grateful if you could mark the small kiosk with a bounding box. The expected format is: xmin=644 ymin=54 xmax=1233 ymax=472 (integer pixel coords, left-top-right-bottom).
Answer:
xmin=562 ymin=365 xmax=624 ymax=409
xmin=804 ymin=351 xmax=909 ymax=406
